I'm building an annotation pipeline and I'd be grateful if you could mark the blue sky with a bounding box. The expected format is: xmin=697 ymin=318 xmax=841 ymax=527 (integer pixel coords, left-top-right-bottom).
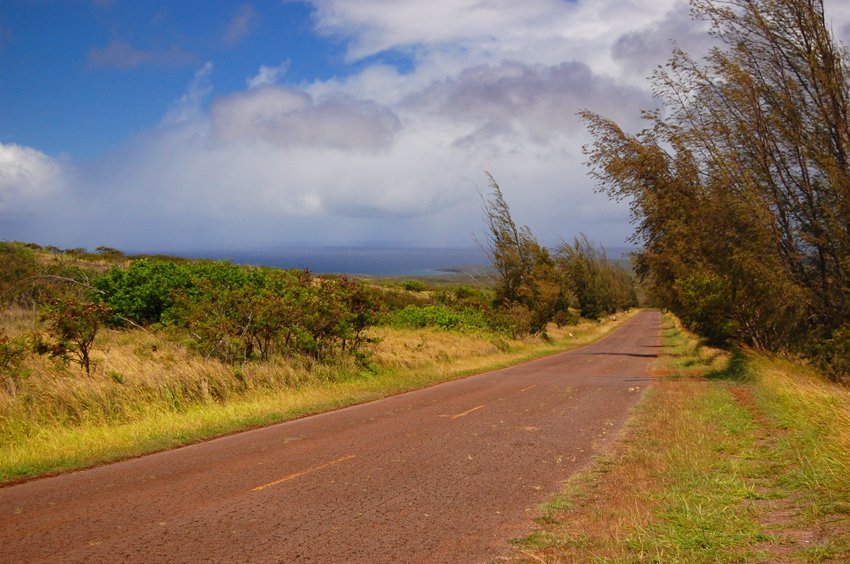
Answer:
xmin=2 ymin=1 xmax=342 ymax=159
xmin=2 ymin=1 xmax=847 ymax=252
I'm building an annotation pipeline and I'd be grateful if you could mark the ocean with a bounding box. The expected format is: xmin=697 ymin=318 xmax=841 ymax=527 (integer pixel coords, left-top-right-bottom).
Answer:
xmin=182 ymin=247 xmax=490 ymax=277
xmin=174 ymin=246 xmax=636 ymax=277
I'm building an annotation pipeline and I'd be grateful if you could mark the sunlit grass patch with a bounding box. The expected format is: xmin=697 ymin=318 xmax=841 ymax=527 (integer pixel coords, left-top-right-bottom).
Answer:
xmin=623 ymin=381 xmax=769 ymax=561
xmin=656 ymin=314 xmax=730 ymax=377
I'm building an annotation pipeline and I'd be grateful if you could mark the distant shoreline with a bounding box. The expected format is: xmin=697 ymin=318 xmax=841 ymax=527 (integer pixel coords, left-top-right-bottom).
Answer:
xmin=128 ymin=246 xmax=636 ymax=277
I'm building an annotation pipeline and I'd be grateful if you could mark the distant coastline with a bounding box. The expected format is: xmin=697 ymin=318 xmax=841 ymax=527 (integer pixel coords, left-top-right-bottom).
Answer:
xmin=153 ymin=246 xmax=636 ymax=277
xmin=175 ymin=247 xmax=489 ymax=277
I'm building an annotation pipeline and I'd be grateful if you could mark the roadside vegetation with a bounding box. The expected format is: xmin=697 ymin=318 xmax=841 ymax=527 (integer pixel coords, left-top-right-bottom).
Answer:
xmin=582 ymin=0 xmax=850 ymax=380
xmin=480 ymin=172 xmax=637 ymax=335
xmin=511 ymin=314 xmax=850 ymax=562
xmin=0 ymin=239 xmax=636 ymax=482
xmin=515 ymin=2 xmax=850 ymax=557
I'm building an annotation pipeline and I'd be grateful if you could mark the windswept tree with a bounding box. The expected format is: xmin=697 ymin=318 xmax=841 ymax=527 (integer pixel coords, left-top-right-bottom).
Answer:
xmin=479 ymin=174 xmax=565 ymax=333
xmin=581 ymin=0 xmax=850 ymax=368
xmin=556 ymin=235 xmax=638 ymax=320
xmin=480 ymin=172 xmax=539 ymax=306
xmin=480 ymin=173 xmax=573 ymax=334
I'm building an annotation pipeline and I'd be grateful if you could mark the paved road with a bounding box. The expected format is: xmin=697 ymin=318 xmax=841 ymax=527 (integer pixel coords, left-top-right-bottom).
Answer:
xmin=0 ymin=310 xmax=660 ymax=563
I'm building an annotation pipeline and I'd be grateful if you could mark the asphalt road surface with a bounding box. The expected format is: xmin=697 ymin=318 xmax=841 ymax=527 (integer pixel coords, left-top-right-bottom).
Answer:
xmin=0 ymin=310 xmax=660 ymax=563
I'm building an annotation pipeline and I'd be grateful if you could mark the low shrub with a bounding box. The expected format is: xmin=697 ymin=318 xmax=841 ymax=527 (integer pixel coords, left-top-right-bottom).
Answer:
xmin=402 ymin=280 xmax=427 ymax=292
xmin=386 ymin=305 xmax=490 ymax=332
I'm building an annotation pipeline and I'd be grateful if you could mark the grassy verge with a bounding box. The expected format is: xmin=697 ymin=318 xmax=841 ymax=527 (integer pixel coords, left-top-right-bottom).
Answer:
xmin=0 ymin=310 xmax=637 ymax=484
xmin=511 ymin=314 xmax=850 ymax=562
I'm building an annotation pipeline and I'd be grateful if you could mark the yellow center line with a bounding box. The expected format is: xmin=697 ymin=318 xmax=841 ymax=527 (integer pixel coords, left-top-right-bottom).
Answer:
xmin=520 ymin=384 xmax=537 ymax=392
xmin=252 ymin=454 xmax=356 ymax=492
xmin=451 ymin=405 xmax=484 ymax=419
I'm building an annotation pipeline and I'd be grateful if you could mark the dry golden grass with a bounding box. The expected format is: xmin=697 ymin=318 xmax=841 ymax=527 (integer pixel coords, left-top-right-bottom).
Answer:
xmin=369 ymin=316 xmax=623 ymax=372
xmin=0 ymin=305 xmax=39 ymax=334
xmin=748 ymin=356 xmax=850 ymax=559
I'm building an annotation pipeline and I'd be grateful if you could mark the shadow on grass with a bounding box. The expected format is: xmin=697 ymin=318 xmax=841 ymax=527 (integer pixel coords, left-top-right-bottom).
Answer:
xmin=705 ymin=349 xmax=752 ymax=383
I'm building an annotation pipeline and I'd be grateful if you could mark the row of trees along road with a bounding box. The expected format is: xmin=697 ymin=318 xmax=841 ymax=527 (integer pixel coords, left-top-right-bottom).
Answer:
xmin=581 ymin=0 xmax=850 ymax=378
xmin=481 ymin=173 xmax=637 ymax=335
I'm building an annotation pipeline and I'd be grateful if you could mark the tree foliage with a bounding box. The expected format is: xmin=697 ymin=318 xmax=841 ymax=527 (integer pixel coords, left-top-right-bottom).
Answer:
xmin=480 ymin=174 xmax=636 ymax=333
xmin=581 ymin=0 xmax=850 ymax=373
xmin=480 ymin=173 xmax=575 ymax=334
xmin=42 ymin=298 xmax=113 ymax=376
xmin=556 ymin=235 xmax=638 ymax=320
xmin=96 ymin=259 xmax=380 ymax=364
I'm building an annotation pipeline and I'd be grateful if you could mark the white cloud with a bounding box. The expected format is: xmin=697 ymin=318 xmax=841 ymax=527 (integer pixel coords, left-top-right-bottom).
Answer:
xmin=611 ymin=1 xmax=714 ymax=82
xmin=160 ymin=62 xmax=214 ymax=127
xmin=308 ymin=0 xmax=682 ymax=77
xmin=0 ymin=144 xmax=67 ymax=214
xmin=210 ymin=86 xmax=401 ymax=151
xmin=817 ymin=0 xmax=850 ymax=46
xmin=405 ymin=60 xmax=650 ymax=150
xmin=311 ymin=0 xmax=569 ymax=60
xmin=247 ymin=60 xmax=290 ymax=88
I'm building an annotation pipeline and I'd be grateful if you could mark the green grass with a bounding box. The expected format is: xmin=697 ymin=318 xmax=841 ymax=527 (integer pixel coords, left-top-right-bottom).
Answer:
xmin=622 ymin=383 xmax=769 ymax=561
xmin=0 ymin=312 xmax=637 ymax=484
xmin=384 ymin=304 xmax=491 ymax=331
xmin=511 ymin=314 xmax=850 ymax=563
xmin=748 ymin=356 xmax=850 ymax=560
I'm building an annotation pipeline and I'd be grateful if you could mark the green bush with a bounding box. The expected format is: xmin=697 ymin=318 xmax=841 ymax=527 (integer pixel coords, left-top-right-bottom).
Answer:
xmin=95 ymin=260 xmax=193 ymax=325
xmin=387 ymin=305 xmax=490 ymax=332
xmin=674 ymin=273 xmax=736 ymax=345
xmin=486 ymin=302 xmax=534 ymax=337
xmin=168 ymin=268 xmax=378 ymax=363
xmin=95 ymin=259 xmax=275 ymax=326
xmin=452 ymin=285 xmax=479 ymax=301
xmin=402 ymin=280 xmax=427 ymax=292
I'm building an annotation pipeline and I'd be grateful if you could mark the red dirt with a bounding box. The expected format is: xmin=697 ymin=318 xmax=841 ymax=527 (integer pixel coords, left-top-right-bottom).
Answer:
xmin=0 ymin=311 xmax=661 ymax=563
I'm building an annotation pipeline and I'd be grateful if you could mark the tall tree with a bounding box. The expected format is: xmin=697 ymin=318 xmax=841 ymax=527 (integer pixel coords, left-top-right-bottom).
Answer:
xmin=582 ymin=0 xmax=850 ymax=365
xmin=556 ymin=234 xmax=638 ymax=320
xmin=480 ymin=172 xmax=536 ymax=306
xmin=479 ymin=173 xmax=571 ymax=334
